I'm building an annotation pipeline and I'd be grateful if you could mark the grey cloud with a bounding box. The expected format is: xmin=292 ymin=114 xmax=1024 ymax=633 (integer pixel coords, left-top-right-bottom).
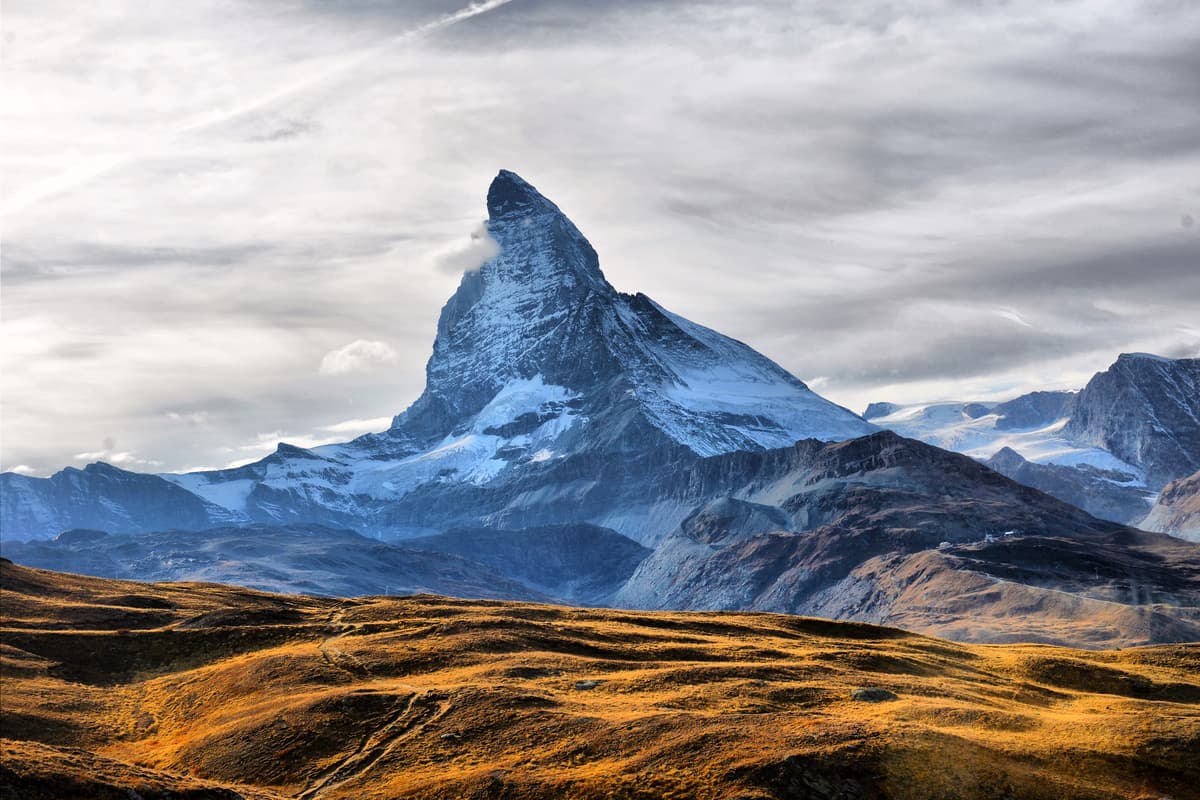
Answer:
xmin=2 ymin=0 xmax=1197 ymax=472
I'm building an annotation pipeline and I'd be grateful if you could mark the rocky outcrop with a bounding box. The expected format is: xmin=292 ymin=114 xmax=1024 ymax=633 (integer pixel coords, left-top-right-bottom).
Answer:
xmin=1141 ymin=469 xmax=1200 ymax=542
xmin=1063 ymin=353 xmax=1200 ymax=488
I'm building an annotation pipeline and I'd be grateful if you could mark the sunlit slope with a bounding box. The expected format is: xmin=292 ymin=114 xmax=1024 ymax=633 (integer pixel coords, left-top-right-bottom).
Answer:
xmin=2 ymin=559 xmax=1198 ymax=800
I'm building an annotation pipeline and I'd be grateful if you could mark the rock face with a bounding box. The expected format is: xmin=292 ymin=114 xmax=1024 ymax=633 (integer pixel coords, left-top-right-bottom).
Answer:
xmin=991 ymin=390 xmax=1075 ymax=431
xmin=0 ymin=170 xmax=874 ymax=543
xmin=1141 ymin=469 xmax=1200 ymax=542
xmin=1063 ymin=353 xmax=1200 ymax=489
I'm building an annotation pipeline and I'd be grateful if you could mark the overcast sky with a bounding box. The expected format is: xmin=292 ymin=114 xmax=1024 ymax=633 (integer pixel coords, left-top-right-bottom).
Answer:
xmin=2 ymin=0 xmax=1198 ymax=476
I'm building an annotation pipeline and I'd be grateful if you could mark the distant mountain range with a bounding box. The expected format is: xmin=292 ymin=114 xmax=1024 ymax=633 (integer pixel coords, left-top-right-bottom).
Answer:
xmin=2 ymin=170 xmax=1198 ymax=648
xmin=864 ymin=352 xmax=1200 ymax=527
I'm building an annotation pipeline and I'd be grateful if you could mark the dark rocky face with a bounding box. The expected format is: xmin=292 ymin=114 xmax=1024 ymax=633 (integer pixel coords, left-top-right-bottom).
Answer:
xmin=1064 ymin=353 xmax=1200 ymax=488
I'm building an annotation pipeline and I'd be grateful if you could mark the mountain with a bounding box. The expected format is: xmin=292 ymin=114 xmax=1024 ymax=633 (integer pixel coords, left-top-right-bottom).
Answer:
xmin=5 ymin=560 xmax=1200 ymax=800
xmin=1063 ymin=352 xmax=1200 ymax=488
xmin=984 ymin=446 xmax=1152 ymax=525
xmin=0 ymin=170 xmax=874 ymax=543
xmin=0 ymin=462 xmax=242 ymax=539
xmin=0 ymin=522 xmax=649 ymax=605
xmin=0 ymin=524 xmax=549 ymax=601
xmin=1141 ymin=469 xmax=1200 ymax=542
xmin=612 ymin=431 xmax=1200 ymax=647
xmin=864 ymin=352 xmax=1200 ymax=526
xmin=7 ymin=431 xmax=1198 ymax=647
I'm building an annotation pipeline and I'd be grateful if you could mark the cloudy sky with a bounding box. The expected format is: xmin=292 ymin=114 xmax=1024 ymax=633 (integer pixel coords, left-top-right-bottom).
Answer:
xmin=2 ymin=0 xmax=1198 ymax=476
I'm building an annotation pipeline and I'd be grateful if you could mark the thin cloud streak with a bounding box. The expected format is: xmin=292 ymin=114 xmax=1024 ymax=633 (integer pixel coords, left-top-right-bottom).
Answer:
xmin=0 ymin=0 xmax=517 ymax=217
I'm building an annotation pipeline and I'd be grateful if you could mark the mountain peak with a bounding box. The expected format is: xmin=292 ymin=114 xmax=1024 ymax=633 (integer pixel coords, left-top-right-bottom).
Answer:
xmin=1117 ymin=352 xmax=1174 ymax=363
xmin=487 ymin=169 xmax=557 ymax=219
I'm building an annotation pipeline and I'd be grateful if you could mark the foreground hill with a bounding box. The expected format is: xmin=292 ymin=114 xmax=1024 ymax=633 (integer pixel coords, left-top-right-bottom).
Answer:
xmin=3 ymin=560 xmax=1199 ymax=800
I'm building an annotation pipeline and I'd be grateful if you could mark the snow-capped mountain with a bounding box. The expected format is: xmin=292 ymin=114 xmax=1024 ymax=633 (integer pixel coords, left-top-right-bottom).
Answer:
xmin=1064 ymin=353 xmax=1200 ymax=489
xmin=1 ymin=170 xmax=874 ymax=543
xmin=864 ymin=353 xmax=1200 ymax=526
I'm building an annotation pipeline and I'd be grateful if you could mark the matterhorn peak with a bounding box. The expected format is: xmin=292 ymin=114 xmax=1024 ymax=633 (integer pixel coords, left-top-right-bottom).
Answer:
xmin=386 ymin=169 xmax=876 ymax=457
xmin=487 ymin=169 xmax=559 ymax=219
xmin=477 ymin=170 xmax=610 ymax=295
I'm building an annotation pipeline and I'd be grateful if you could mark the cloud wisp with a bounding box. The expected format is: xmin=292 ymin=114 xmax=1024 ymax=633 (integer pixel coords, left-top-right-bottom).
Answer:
xmin=1 ymin=0 xmax=517 ymax=217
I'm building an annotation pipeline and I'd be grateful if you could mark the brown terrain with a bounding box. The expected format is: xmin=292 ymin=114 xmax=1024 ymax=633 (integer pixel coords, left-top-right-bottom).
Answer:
xmin=2 ymin=558 xmax=1199 ymax=800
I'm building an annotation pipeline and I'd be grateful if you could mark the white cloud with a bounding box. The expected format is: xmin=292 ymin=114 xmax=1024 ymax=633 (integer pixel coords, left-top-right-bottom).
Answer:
xmin=166 ymin=411 xmax=210 ymax=425
xmin=992 ymin=307 xmax=1034 ymax=329
xmin=71 ymin=445 xmax=160 ymax=468
xmin=433 ymin=221 xmax=500 ymax=275
xmin=319 ymin=416 xmax=393 ymax=434
xmin=7 ymin=464 xmax=39 ymax=475
xmin=318 ymin=340 xmax=399 ymax=376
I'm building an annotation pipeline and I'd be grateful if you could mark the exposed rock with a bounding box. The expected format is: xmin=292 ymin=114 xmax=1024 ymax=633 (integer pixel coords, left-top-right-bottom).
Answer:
xmin=1063 ymin=352 xmax=1200 ymax=489
xmin=1141 ymin=469 xmax=1200 ymax=542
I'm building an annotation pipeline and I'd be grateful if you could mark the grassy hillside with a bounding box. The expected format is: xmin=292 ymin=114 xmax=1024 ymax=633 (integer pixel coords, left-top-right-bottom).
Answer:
xmin=2 ymin=558 xmax=1198 ymax=799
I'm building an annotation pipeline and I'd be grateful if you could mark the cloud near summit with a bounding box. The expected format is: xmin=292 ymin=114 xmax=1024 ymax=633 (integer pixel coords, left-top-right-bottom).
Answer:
xmin=319 ymin=340 xmax=400 ymax=376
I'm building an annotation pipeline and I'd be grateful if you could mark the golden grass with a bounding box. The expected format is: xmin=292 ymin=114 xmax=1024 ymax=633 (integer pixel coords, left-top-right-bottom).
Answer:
xmin=2 ymin=560 xmax=1198 ymax=799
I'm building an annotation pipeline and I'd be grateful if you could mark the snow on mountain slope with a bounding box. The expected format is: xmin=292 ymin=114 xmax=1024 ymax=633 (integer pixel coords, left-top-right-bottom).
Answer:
xmin=620 ymin=298 xmax=874 ymax=455
xmin=865 ymin=401 xmax=1141 ymax=476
